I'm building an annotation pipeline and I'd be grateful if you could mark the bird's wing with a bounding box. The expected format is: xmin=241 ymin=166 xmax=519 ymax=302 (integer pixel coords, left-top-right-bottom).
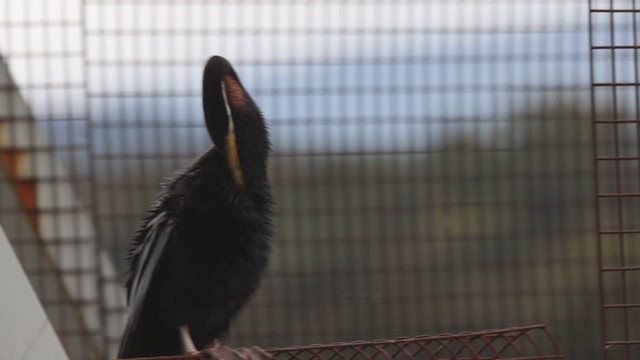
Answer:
xmin=118 ymin=211 xmax=175 ymax=357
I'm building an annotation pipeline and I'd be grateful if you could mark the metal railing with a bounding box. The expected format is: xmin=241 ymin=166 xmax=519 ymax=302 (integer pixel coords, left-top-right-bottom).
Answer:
xmin=119 ymin=325 xmax=564 ymax=360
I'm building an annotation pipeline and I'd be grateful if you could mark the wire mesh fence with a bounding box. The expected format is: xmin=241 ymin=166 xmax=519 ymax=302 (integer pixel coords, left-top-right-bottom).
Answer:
xmin=268 ymin=325 xmax=566 ymax=360
xmin=0 ymin=1 xmax=637 ymax=360
xmin=118 ymin=325 xmax=566 ymax=360
xmin=589 ymin=1 xmax=640 ymax=359
xmin=0 ymin=1 xmax=101 ymax=358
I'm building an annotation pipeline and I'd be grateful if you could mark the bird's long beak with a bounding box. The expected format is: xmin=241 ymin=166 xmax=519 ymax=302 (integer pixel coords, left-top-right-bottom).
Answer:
xmin=221 ymin=80 xmax=246 ymax=189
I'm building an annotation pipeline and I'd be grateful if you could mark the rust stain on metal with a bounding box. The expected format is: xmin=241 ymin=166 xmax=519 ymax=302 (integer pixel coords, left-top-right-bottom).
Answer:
xmin=0 ymin=150 xmax=22 ymax=177
xmin=15 ymin=180 xmax=37 ymax=210
xmin=0 ymin=150 xmax=38 ymax=226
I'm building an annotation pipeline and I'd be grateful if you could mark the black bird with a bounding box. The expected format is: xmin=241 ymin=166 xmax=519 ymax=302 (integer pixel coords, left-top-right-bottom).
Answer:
xmin=118 ymin=56 xmax=274 ymax=358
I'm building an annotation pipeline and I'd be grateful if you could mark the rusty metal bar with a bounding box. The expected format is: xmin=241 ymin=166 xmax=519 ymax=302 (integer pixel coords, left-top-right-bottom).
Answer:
xmin=117 ymin=325 xmax=564 ymax=360
xmin=590 ymin=0 xmax=640 ymax=357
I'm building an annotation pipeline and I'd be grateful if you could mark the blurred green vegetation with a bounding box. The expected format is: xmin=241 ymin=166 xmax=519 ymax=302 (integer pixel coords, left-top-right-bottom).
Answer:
xmin=6 ymin=95 xmax=636 ymax=358
xmin=230 ymin=96 xmax=640 ymax=359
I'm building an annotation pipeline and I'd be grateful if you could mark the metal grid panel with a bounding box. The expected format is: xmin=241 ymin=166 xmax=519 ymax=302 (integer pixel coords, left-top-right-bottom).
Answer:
xmin=119 ymin=325 xmax=565 ymax=360
xmin=83 ymin=1 xmax=593 ymax=356
xmin=0 ymin=0 xmax=101 ymax=359
xmin=589 ymin=1 xmax=640 ymax=359
xmin=269 ymin=325 xmax=565 ymax=360
xmin=0 ymin=1 xmax=627 ymax=360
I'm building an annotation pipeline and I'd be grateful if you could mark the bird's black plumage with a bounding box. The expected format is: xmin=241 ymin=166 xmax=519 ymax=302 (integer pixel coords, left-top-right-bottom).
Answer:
xmin=118 ymin=56 xmax=273 ymax=358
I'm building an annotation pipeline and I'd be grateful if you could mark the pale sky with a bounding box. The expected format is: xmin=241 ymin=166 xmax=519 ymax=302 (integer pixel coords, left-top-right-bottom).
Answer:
xmin=0 ymin=1 xmax=609 ymax=154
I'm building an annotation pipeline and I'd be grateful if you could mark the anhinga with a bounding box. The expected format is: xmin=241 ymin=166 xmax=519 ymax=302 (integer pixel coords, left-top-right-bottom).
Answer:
xmin=118 ymin=56 xmax=274 ymax=359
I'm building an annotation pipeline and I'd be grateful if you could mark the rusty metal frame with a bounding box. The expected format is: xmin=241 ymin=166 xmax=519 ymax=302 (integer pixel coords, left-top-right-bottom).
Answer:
xmin=589 ymin=1 xmax=640 ymax=359
xmin=119 ymin=324 xmax=564 ymax=360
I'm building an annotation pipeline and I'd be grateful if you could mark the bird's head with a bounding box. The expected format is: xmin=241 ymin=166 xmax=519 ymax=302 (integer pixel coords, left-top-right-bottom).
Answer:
xmin=202 ymin=56 xmax=268 ymax=189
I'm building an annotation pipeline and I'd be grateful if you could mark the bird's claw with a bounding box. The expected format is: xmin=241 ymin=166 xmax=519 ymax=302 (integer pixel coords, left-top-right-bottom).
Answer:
xmin=198 ymin=345 xmax=273 ymax=360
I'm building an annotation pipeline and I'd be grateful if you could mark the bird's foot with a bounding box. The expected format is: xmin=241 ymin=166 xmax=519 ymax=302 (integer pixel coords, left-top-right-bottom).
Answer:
xmin=198 ymin=345 xmax=273 ymax=360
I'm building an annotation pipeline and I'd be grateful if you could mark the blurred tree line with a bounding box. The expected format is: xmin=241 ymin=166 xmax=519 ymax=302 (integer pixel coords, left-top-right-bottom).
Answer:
xmin=229 ymin=95 xmax=638 ymax=359
xmin=5 ymin=94 xmax=633 ymax=359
